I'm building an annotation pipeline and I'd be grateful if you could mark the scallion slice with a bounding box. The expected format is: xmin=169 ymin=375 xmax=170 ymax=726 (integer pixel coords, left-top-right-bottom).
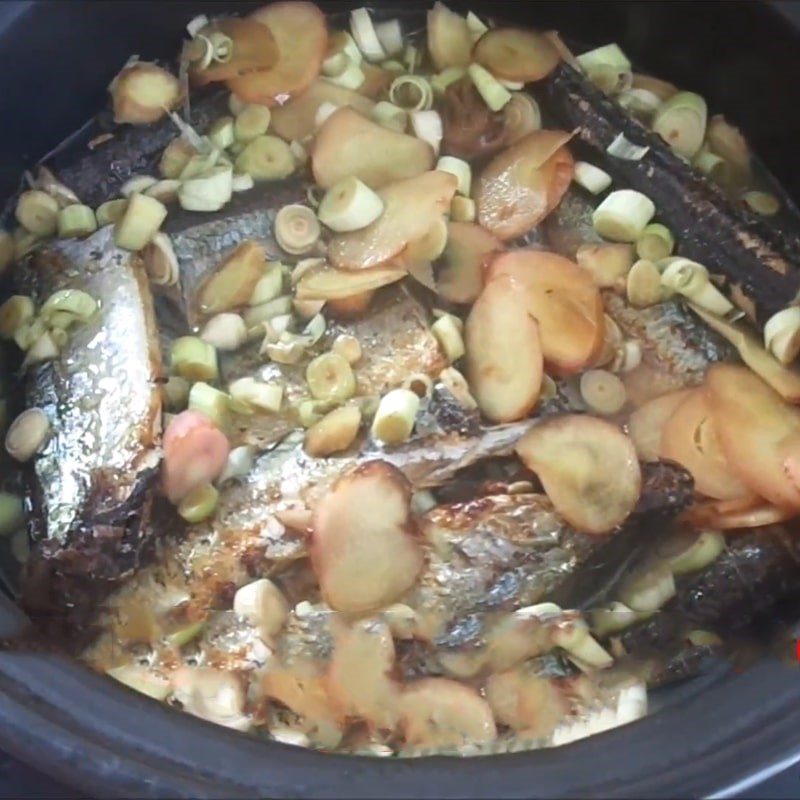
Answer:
xmin=188 ymin=381 xmax=230 ymax=427
xmin=651 ymin=91 xmax=707 ymax=160
xmin=573 ymin=161 xmax=612 ymax=195
xmin=171 ymin=336 xmax=218 ymax=382
xmin=593 ymin=189 xmax=656 ymax=242
xmin=636 ymin=223 xmax=674 ymax=261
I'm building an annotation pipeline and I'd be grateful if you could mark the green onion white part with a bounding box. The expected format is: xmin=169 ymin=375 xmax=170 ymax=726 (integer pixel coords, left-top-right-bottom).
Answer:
xmin=764 ymin=306 xmax=800 ymax=365
xmin=410 ymin=110 xmax=443 ymax=154
xmin=350 ymin=8 xmax=386 ymax=62
xmin=573 ymin=161 xmax=612 ymax=195
xmin=114 ymin=193 xmax=168 ymax=250
xmin=371 ymin=388 xmax=420 ymax=445
xmin=318 ymin=176 xmax=384 ymax=233
xmin=593 ymin=189 xmax=656 ymax=242
xmin=652 ymin=91 xmax=707 ymax=160
xmin=467 ymin=63 xmax=512 ymax=111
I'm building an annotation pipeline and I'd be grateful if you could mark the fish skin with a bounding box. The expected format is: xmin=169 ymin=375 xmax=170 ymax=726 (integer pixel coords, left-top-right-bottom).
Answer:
xmin=44 ymin=91 xmax=229 ymax=208
xmin=404 ymin=461 xmax=693 ymax=652
xmin=17 ymin=226 xmax=163 ymax=623
xmin=221 ymin=287 xmax=447 ymax=450
xmin=540 ymin=62 xmax=800 ymax=324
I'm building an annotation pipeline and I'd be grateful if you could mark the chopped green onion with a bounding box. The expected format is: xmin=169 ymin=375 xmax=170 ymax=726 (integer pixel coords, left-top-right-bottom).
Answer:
xmin=576 ymin=43 xmax=631 ymax=74
xmin=274 ymin=204 xmax=320 ymax=255
xmin=289 ymin=139 xmax=308 ymax=166
xmin=661 ymin=258 xmax=733 ymax=316
xmin=606 ymin=133 xmax=650 ymax=161
xmin=163 ymin=375 xmax=190 ymax=410
xmin=657 ymin=530 xmax=726 ymax=576
xmin=317 ymin=176 xmax=384 ymax=233
xmin=0 ymin=492 xmax=24 ymax=537
xmin=167 ymin=619 xmax=206 ymax=648
xmin=96 ymin=199 xmax=128 ymax=227
xmin=0 ymin=296 xmax=34 ymax=339
xmin=589 ymin=602 xmax=639 ymax=638
xmin=144 ymin=179 xmax=181 ymax=204
xmin=374 ymin=18 xmax=403 ymax=56
xmin=742 ymin=190 xmax=780 ymax=217
xmin=579 ymin=369 xmax=627 ymax=415
xmin=467 ymin=63 xmax=512 ymax=111
xmin=409 ymin=110 xmax=443 ymax=155
xmin=306 ymin=353 xmax=356 ymax=403
xmin=171 ymin=336 xmax=219 ymax=382
xmin=618 ymin=562 xmax=676 ymax=612
xmin=142 ymin=232 xmax=179 ymax=286
xmin=636 ymin=223 xmax=674 ymax=261
xmin=371 ymin=101 xmax=407 ymax=132
xmin=208 ymin=31 xmax=233 ymax=63
xmin=436 ymin=156 xmax=471 ymax=196
xmin=179 ymin=149 xmax=221 ymax=181
xmin=5 ymin=407 xmax=50 ymax=462
xmin=350 ymin=8 xmax=387 ymax=62
xmin=652 ymin=91 xmax=707 ymax=160
xmin=41 ymin=289 xmax=98 ymax=323
xmin=13 ymin=317 xmax=46 ymax=351
xmin=402 ymin=373 xmax=434 ymax=399
xmin=593 ymin=189 xmax=656 ymax=242
xmin=617 ymin=88 xmax=662 ymax=120
xmin=371 ymin=388 xmax=419 ymax=444
xmin=323 ymin=60 xmax=366 ymax=90
xmin=178 ymin=166 xmax=233 ymax=213
xmin=188 ymin=381 xmax=230 ymax=427
xmin=228 ymin=377 xmax=284 ymax=414
xmin=466 ymin=11 xmax=489 ymax=39
xmin=200 ymin=313 xmax=247 ymax=351
xmin=431 ymin=313 xmax=465 ymax=363
xmin=232 ymin=172 xmax=255 ymax=193
xmin=120 ymin=175 xmax=158 ymax=197
xmin=573 ymin=161 xmax=612 ymax=195
xmin=389 ymin=75 xmax=433 ymax=111
xmin=243 ymin=295 xmax=293 ymax=327
xmin=114 ymin=193 xmax=168 ymax=251
xmin=764 ymin=307 xmax=800 ymax=365
xmin=234 ymin=104 xmax=272 ymax=143
xmin=22 ymin=331 xmax=60 ymax=367
xmin=57 ymin=205 xmax=97 ymax=239
xmin=16 ymin=190 xmax=59 ymax=237
xmin=235 ymin=135 xmax=295 ymax=181
xmin=249 ymin=264 xmax=284 ymax=306
xmin=431 ymin=66 xmax=467 ymax=96
xmin=692 ymin=147 xmax=730 ymax=186
xmin=208 ymin=116 xmax=236 ymax=150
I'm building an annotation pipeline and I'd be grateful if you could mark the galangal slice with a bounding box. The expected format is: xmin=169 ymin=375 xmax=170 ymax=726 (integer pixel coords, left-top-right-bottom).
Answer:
xmin=399 ymin=678 xmax=497 ymax=751
xmin=627 ymin=389 xmax=693 ymax=462
xmin=516 ymin=415 xmax=642 ymax=534
xmin=705 ymin=363 xmax=800 ymax=511
xmin=312 ymin=108 xmax=434 ymax=190
xmin=473 ymin=27 xmax=561 ymax=83
xmin=310 ymin=461 xmax=423 ymax=614
xmin=228 ymin=1 xmax=327 ymax=106
xmin=488 ymin=249 xmax=604 ymax=374
xmin=465 ymin=274 xmax=543 ymax=423
xmin=327 ymin=171 xmax=458 ymax=270
xmin=436 ymin=221 xmax=503 ymax=305
xmin=476 ymin=129 xmax=574 ymax=241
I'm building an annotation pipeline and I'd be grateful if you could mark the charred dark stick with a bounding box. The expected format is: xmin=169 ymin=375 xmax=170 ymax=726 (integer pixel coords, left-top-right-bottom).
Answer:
xmin=539 ymin=62 xmax=800 ymax=325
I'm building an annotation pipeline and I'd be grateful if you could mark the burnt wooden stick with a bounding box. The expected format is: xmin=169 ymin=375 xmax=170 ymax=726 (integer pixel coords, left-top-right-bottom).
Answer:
xmin=539 ymin=62 xmax=800 ymax=325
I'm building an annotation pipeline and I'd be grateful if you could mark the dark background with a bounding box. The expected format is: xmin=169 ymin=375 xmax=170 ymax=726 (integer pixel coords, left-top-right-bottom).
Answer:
xmin=2 ymin=1 xmax=800 ymax=798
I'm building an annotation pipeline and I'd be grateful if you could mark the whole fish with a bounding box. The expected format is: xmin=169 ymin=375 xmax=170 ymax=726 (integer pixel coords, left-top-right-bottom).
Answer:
xmin=17 ymin=226 xmax=163 ymax=626
xmin=539 ymin=62 xmax=800 ymax=324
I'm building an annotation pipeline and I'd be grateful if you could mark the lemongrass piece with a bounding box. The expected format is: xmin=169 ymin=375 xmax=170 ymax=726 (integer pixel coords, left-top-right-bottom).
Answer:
xmin=163 ymin=375 xmax=190 ymax=410
xmin=22 ymin=331 xmax=60 ymax=367
xmin=606 ymin=133 xmax=650 ymax=161
xmin=743 ymin=190 xmax=780 ymax=217
xmin=626 ymin=259 xmax=664 ymax=308
xmin=371 ymin=101 xmax=407 ymax=132
xmin=178 ymin=166 xmax=233 ymax=213
xmin=159 ymin=137 xmax=197 ymax=179
xmin=0 ymin=296 xmax=34 ymax=339
xmin=573 ymin=161 xmax=612 ymax=195
xmin=764 ymin=307 xmax=800 ymax=365
xmin=331 ymin=334 xmax=362 ymax=365
xmin=120 ymin=175 xmax=158 ymax=198
xmin=141 ymin=232 xmax=178 ymax=286
xmin=229 ymin=173 xmax=254 ymax=195
xmin=171 ymin=336 xmax=218 ymax=382
xmin=274 ymin=205 xmax=320 ymax=255
xmin=557 ymin=630 xmax=614 ymax=670
xmin=16 ymin=190 xmax=59 ymax=237
xmin=304 ymin=404 xmax=363 ymax=457
xmin=229 ymin=377 xmax=284 ymax=414
xmin=291 ymin=257 xmax=326 ymax=285
xmin=431 ymin=66 xmax=466 ymax=96
xmin=467 ymin=63 xmax=512 ymax=111
xmin=57 ymin=204 xmax=97 ymax=239
xmin=233 ymin=104 xmax=272 ymax=143
xmin=200 ymin=313 xmax=247 ymax=351
xmin=143 ymin=179 xmax=181 ymax=204
xmin=313 ymin=102 xmax=339 ymax=131
xmin=6 ymin=408 xmax=49 ymax=462
xmin=636 ymin=223 xmax=674 ymax=261
xmin=589 ymin=602 xmax=639 ymax=638
xmin=661 ymin=258 xmax=733 ymax=316
xmin=403 ymin=373 xmax=433 ymax=399
xmin=40 ymin=289 xmax=97 ymax=323
xmin=693 ymin=147 xmax=730 ymax=185
xmin=576 ymin=43 xmax=631 ymax=74
xmin=617 ymin=88 xmax=662 ymax=120
xmin=186 ymin=14 xmax=209 ymax=38
xmin=652 ymin=91 xmax=707 ymax=160
xmin=373 ymin=18 xmax=403 ymax=57
xmin=243 ymin=295 xmax=293 ymax=327
xmin=288 ymin=140 xmax=308 ymax=168
xmin=96 ymin=199 xmax=128 ymax=227
xmin=431 ymin=314 xmax=465 ymax=363
xmin=317 ymin=176 xmax=384 ymax=233
xmin=579 ymin=369 xmax=627 ymax=415
xmin=325 ymin=61 xmax=366 ymax=90
xmin=371 ymin=388 xmax=420 ymax=445
xmin=306 ymin=353 xmax=356 ymax=403
xmin=114 ymin=193 xmax=168 ymax=250
xmin=207 ymin=116 xmax=236 ymax=150
xmin=0 ymin=492 xmax=24 ymax=538
xmin=350 ymin=8 xmax=386 ymax=62
xmin=658 ymin=531 xmax=726 ymax=576
xmin=466 ymin=11 xmax=489 ymax=39
xmin=322 ymin=51 xmax=349 ymax=77
xmin=178 ymin=482 xmax=219 ymax=522
xmin=618 ymin=562 xmax=676 ymax=613
xmin=235 ymin=136 xmax=294 ymax=181
xmin=436 ymin=156 xmax=471 ymax=196
xmin=188 ymin=382 xmax=230 ymax=427
xmin=249 ymin=265 xmax=283 ymax=306
xmin=295 ymin=398 xmax=326 ymax=428
xmin=409 ymin=110 xmax=443 ymax=155
xmin=389 ymin=75 xmax=433 ymax=111
xmin=178 ymin=149 xmax=220 ymax=181
xmin=611 ymin=340 xmax=642 ymax=374
xmin=450 ymin=196 xmax=476 ymax=223
xmin=593 ymin=189 xmax=655 ymax=242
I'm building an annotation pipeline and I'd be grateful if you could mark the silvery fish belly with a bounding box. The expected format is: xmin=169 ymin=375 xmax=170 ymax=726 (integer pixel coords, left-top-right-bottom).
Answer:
xmin=19 ymin=225 xmax=163 ymax=621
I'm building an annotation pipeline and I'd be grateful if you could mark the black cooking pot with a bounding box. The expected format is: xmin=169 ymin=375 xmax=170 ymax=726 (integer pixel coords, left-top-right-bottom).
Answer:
xmin=2 ymin=1 xmax=800 ymax=797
